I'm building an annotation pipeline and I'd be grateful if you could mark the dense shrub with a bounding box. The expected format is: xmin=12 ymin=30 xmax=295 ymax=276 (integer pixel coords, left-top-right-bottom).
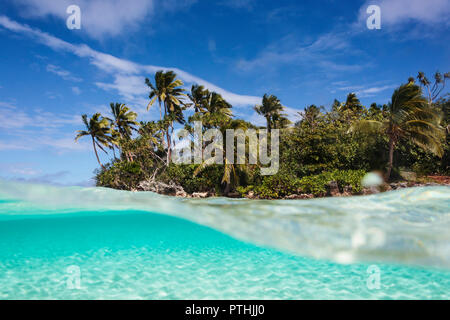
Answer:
xmin=96 ymin=161 xmax=144 ymax=190
xmin=279 ymin=114 xmax=383 ymax=178
xmin=255 ymin=173 xmax=300 ymax=199
xmin=298 ymin=170 xmax=366 ymax=195
xmin=237 ymin=169 xmax=366 ymax=198
xmin=162 ymin=164 xmax=224 ymax=194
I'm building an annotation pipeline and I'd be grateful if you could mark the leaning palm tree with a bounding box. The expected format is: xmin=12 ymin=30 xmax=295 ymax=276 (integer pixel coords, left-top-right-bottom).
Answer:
xmin=350 ymin=83 xmax=444 ymax=180
xmin=145 ymin=71 xmax=186 ymax=164
xmin=107 ymin=103 xmax=139 ymax=162
xmin=254 ymin=94 xmax=285 ymax=130
xmin=75 ymin=113 xmax=113 ymax=169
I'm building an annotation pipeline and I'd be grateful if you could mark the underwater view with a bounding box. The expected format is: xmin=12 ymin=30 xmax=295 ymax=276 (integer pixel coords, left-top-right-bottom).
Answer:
xmin=0 ymin=181 xmax=449 ymax=300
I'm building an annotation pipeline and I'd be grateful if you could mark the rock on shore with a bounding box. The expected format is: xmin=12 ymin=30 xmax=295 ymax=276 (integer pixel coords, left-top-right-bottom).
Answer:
xmin=137 ymin=180 xmax=187 ymax=197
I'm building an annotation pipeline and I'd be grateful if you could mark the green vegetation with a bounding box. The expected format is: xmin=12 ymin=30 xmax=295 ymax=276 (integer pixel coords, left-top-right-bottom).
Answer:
xmin=350 ymin=83 xmax=444 ymax=179
xmin=75 ymin=113 xmax=115 ymax=169
xmin=76 ymin=70 xmax=449 ymax=199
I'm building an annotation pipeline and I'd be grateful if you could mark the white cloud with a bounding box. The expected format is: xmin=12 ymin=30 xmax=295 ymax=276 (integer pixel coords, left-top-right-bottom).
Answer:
xmin=13 ymin=0 xmax=154 ymax=40
xmin=359 ymin=0 xmax=450 ymax=26
xmin=11 ymin=167 xmax=40 ymax=176
xmin=0 ymin=15 xmax=260 ymax=108
xmin=358 ymin=85 xmax=395 ymax=95
xmin=46 ymin=64 xmax=82 ymax=82
xmin=337 ymin=84 xmax=396 ymax=98
xmin=0 ymin=103 xmax=80 ymax=130
xmin=96 ymin=75 xmax=148 ymax=100
xmin=236 ymin=32 xmax=364 ymax=73
xmin=236 ymin=0 xmax=449 ymax=76
xmin=8 ymin=170 xmax=70 ymax=184
xmin=0 ymin=101 xmax=17 ymax=110
xmin=0 ymin=141 xmax=33 ymax=151
xmin=0 ymin=163 xmax=41 ymax=176
xmin=13 ymin=0 xmax=198 ymax=40
xmin=40 ymin=137 xmax=89 ymax=152
xmin=0 ymin=135 xmax=90 ymax=153
xmin=0 ymin=101 xmax=87 ymax=153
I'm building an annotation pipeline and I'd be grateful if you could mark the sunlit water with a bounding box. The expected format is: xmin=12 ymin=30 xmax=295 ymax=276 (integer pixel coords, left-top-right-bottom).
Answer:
xmin=0 ymin=180 xmax=449 ymax=299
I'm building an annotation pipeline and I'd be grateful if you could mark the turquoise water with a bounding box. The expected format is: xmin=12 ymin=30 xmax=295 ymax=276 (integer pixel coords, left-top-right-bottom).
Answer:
xmin=0 ymin=180 xmax=449 ymax=299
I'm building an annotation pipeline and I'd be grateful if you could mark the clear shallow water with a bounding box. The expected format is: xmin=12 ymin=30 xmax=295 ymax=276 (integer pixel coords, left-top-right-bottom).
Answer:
xmin=0 ymin=180 xmax=449 ymax=299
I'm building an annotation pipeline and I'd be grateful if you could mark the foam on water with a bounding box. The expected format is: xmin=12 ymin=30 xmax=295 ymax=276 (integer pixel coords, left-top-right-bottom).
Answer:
xmin=0 ymin=180 xmax=449 ymax=299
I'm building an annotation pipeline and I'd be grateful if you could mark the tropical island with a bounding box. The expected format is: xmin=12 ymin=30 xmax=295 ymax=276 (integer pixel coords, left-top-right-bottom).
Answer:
xmin=76 ymin=71 xmax=450 ymax=199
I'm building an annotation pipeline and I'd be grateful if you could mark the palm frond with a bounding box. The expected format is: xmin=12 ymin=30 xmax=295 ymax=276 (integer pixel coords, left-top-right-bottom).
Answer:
xmin=348 ymin=120 xmax=384 ymax=134
xmin=409 ymin=131 xmax=444 ymax=157
xmin=193 ymin=156 xmax=218 ymax=177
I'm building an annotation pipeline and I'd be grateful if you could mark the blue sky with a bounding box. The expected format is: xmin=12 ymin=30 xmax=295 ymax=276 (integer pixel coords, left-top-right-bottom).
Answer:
xmin=0 ymin=0 xmax=449 ymax=186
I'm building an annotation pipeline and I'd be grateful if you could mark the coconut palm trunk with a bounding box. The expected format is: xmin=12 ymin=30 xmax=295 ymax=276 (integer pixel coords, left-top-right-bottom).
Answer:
xmin=166 ymin=127 xmax=172 ymax=164
xmin=386 ymin=136 xmax=395 ymax=180
xmin=146 ymin=71 xmax=187 ymax=165
xmin=92 ymin=135 xmax=105 ymax=169
xmin=223 ymin=181 xmax=231 ymax=195
xmin=266 ymin=117 xmax=271 ymax=131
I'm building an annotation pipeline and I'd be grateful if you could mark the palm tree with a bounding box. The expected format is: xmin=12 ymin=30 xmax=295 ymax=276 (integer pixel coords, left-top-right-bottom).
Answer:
xmin=331 ymin=99 xmax=341 ymax=111
xmin=107 ymin=103 xmax=139 ymax=162
xmin=107 ymin=103 xmax=138 ymax=140
xmin=75 ymin=114 xmax=113 ymax=169
xmin=187 ymin=91 xmax=233 ymax=132
xmin=187 ymin=85 xmax=209 ymax=113
xmin=109 ymin=129 xmax=121 ymax=160
xmin=194 ymin=156 xmax=238 ymax=196
xmin=254 ymin=94 xmax=285 ymax=130
xmin=342 ymin=93 xmax=362 ymax=112
xmin=272 ymin=113 xmax=291 ymax=129
xmin=146 ymin=71 xmax=186 ymax=118
xmin=350 ymin=83 xmax=444 ymax=180
xmin=193 ymin=120 xmax=251 ymax=195
xmin=204 ymin=92 xmax=233 ymax=118
xmin=145 ymin=71 xmax=186 ymax=163
xmin=146 ymin=72 xmax=167 ymax=121
xmin=138 ymin=121 xmax=164 ymax=149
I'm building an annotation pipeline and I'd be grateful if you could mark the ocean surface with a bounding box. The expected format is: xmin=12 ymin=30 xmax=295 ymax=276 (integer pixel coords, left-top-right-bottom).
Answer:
xmin=0 ymin=180 xmax=449 ymax=299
